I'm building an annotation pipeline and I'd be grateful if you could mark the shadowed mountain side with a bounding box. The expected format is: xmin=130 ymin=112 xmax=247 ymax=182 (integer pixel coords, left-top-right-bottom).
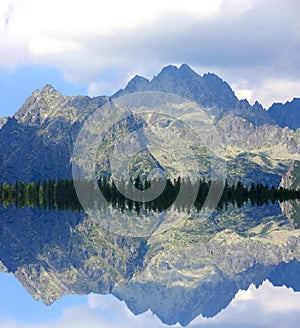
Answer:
xmin=0 ymin=117 xmax=75 ymax=183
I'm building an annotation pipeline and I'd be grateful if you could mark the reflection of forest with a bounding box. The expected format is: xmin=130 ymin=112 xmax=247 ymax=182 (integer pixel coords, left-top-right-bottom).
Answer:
xmin=0 ymin=177 xmax=299 ymax=213
xmin=1 ymin=191 xmax=300 ymax=326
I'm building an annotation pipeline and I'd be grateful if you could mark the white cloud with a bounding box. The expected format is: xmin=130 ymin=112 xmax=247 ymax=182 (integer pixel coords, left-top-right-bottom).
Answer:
xmin=28 ymin=37 xmax=81 ymax=57
xmin=0 ymin=0 xmax=224 ymax=82
xmin=2 ymin=0 xmax=223 ymax=47
xmin=0 ymin=0 xmax=10 ymax=27
xmin=220 ymin=0 xmax=254 ymax=17
xmin=88 ymin=81 xmax=115 ymax=97
xmin=232 ymin=78 xmax=300 ymax=108
xmin=1 ymin=0 xmax=300 ymax=106
xmin=254 ymin=79 xmax=300 ymax=108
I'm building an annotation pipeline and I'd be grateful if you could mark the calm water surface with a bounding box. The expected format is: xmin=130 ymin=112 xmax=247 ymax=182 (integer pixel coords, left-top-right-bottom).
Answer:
xmin=1 ymin=201 xmax=300 ymax=328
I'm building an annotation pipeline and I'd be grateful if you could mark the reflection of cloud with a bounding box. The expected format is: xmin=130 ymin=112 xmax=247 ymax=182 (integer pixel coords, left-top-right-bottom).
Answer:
xmin=0 ymin=294 xmax=169 ymax=328
xmin=190 ymin=280 xmax=300 ymax=328
xmin=2 ymin=282 xmax=300 ymax=328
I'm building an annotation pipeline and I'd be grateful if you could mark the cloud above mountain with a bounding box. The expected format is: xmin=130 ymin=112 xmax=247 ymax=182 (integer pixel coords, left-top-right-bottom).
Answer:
xmin=1 ymin=0 xmax=300 ymax=108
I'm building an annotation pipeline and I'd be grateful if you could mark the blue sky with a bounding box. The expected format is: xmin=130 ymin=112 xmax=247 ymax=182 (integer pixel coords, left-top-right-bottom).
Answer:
xmin=1 ymin=0 xmax=300 ymax=117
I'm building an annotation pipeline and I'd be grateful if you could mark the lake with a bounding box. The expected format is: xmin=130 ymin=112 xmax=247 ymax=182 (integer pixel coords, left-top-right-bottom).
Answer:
xmin=1 ymin=200 xmax=300 ymax=328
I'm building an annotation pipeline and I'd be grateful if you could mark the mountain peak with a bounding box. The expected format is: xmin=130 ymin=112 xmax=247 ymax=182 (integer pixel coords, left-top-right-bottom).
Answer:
xmin=203 ymin=72 xmax=229 ymax=85
xmin=268 ymin=97 xmax=300 ymax=130
xmin=125 ymin=75 xmax=150 ymax=92
xmin=159 ymin=64 xmax=178 ymax=74
xmin=179 ymin=63 xmax=193 ymax=71
xmin=156 ymin=64 xmax=198 ymax=80
xmin=113 ymin=63 xmax=239 ymax=112
xmin=14 ymin=84 xmax=65 ymax=126
xmin=253 ymin=101 xmax=264 ymax=111
xmin=40 ymin=84 xmax=60 ymax=96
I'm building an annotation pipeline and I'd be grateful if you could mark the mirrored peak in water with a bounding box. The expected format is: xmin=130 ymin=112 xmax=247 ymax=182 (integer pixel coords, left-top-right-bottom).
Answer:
xmin=1 ymin=200 xmax=300 ymax=326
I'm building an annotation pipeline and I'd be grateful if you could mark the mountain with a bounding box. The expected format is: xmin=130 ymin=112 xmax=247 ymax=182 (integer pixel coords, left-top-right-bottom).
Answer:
xmin=114 ymin=64 xmax=239 ymax=111
xmin=0 ymin=63 xmax=299 ymax=188
xmin=113 ymin=64 xmax=272 ymax=126
xmin=268 ymin=98 xmax=300 ymax=130
xmin=0 ymin=85 xmax=108 ymax=183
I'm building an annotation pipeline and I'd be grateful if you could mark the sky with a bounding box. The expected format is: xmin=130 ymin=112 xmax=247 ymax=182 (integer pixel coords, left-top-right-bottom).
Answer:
xmin=0 ymin=0 xmax=300 ymax=117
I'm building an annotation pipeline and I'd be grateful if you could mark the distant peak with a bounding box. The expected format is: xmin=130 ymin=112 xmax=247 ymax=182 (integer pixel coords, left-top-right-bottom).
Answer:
xmin=179 ymin=63 xmax=194 ymax=72
xmin=203 ymin=72 xmax=221 ymax=80
xmin=156 ymin=64 xmax=200 ymax=81
xmin=131 ymin=75 xmax=149 ymax=82
xmin=124 ymin=75 xmax=150 ymax=92
xmin=253 ymin=101 xmax=264 ymax=110
xmin=291 ymin=97 xmax=300 ymax=104
xmin=40 ymin=84 xmax=59 ymax=96
xmin=162 ymin=64 xmax=178 ymax=71
xmin=41 ymin=84 xmax=56 ymax=91
xmin=157 ymin=65 xmax=179 ymax=77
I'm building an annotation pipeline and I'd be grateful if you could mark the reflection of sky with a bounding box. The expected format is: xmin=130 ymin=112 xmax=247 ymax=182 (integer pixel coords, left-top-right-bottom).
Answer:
xmin=1 ymin=273 xmax=300 ymax=328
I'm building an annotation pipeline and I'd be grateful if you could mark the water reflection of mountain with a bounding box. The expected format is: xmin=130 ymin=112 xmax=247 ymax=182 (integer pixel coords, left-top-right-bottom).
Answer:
xmin=1 ymin=203 xmax=300 ymax=326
